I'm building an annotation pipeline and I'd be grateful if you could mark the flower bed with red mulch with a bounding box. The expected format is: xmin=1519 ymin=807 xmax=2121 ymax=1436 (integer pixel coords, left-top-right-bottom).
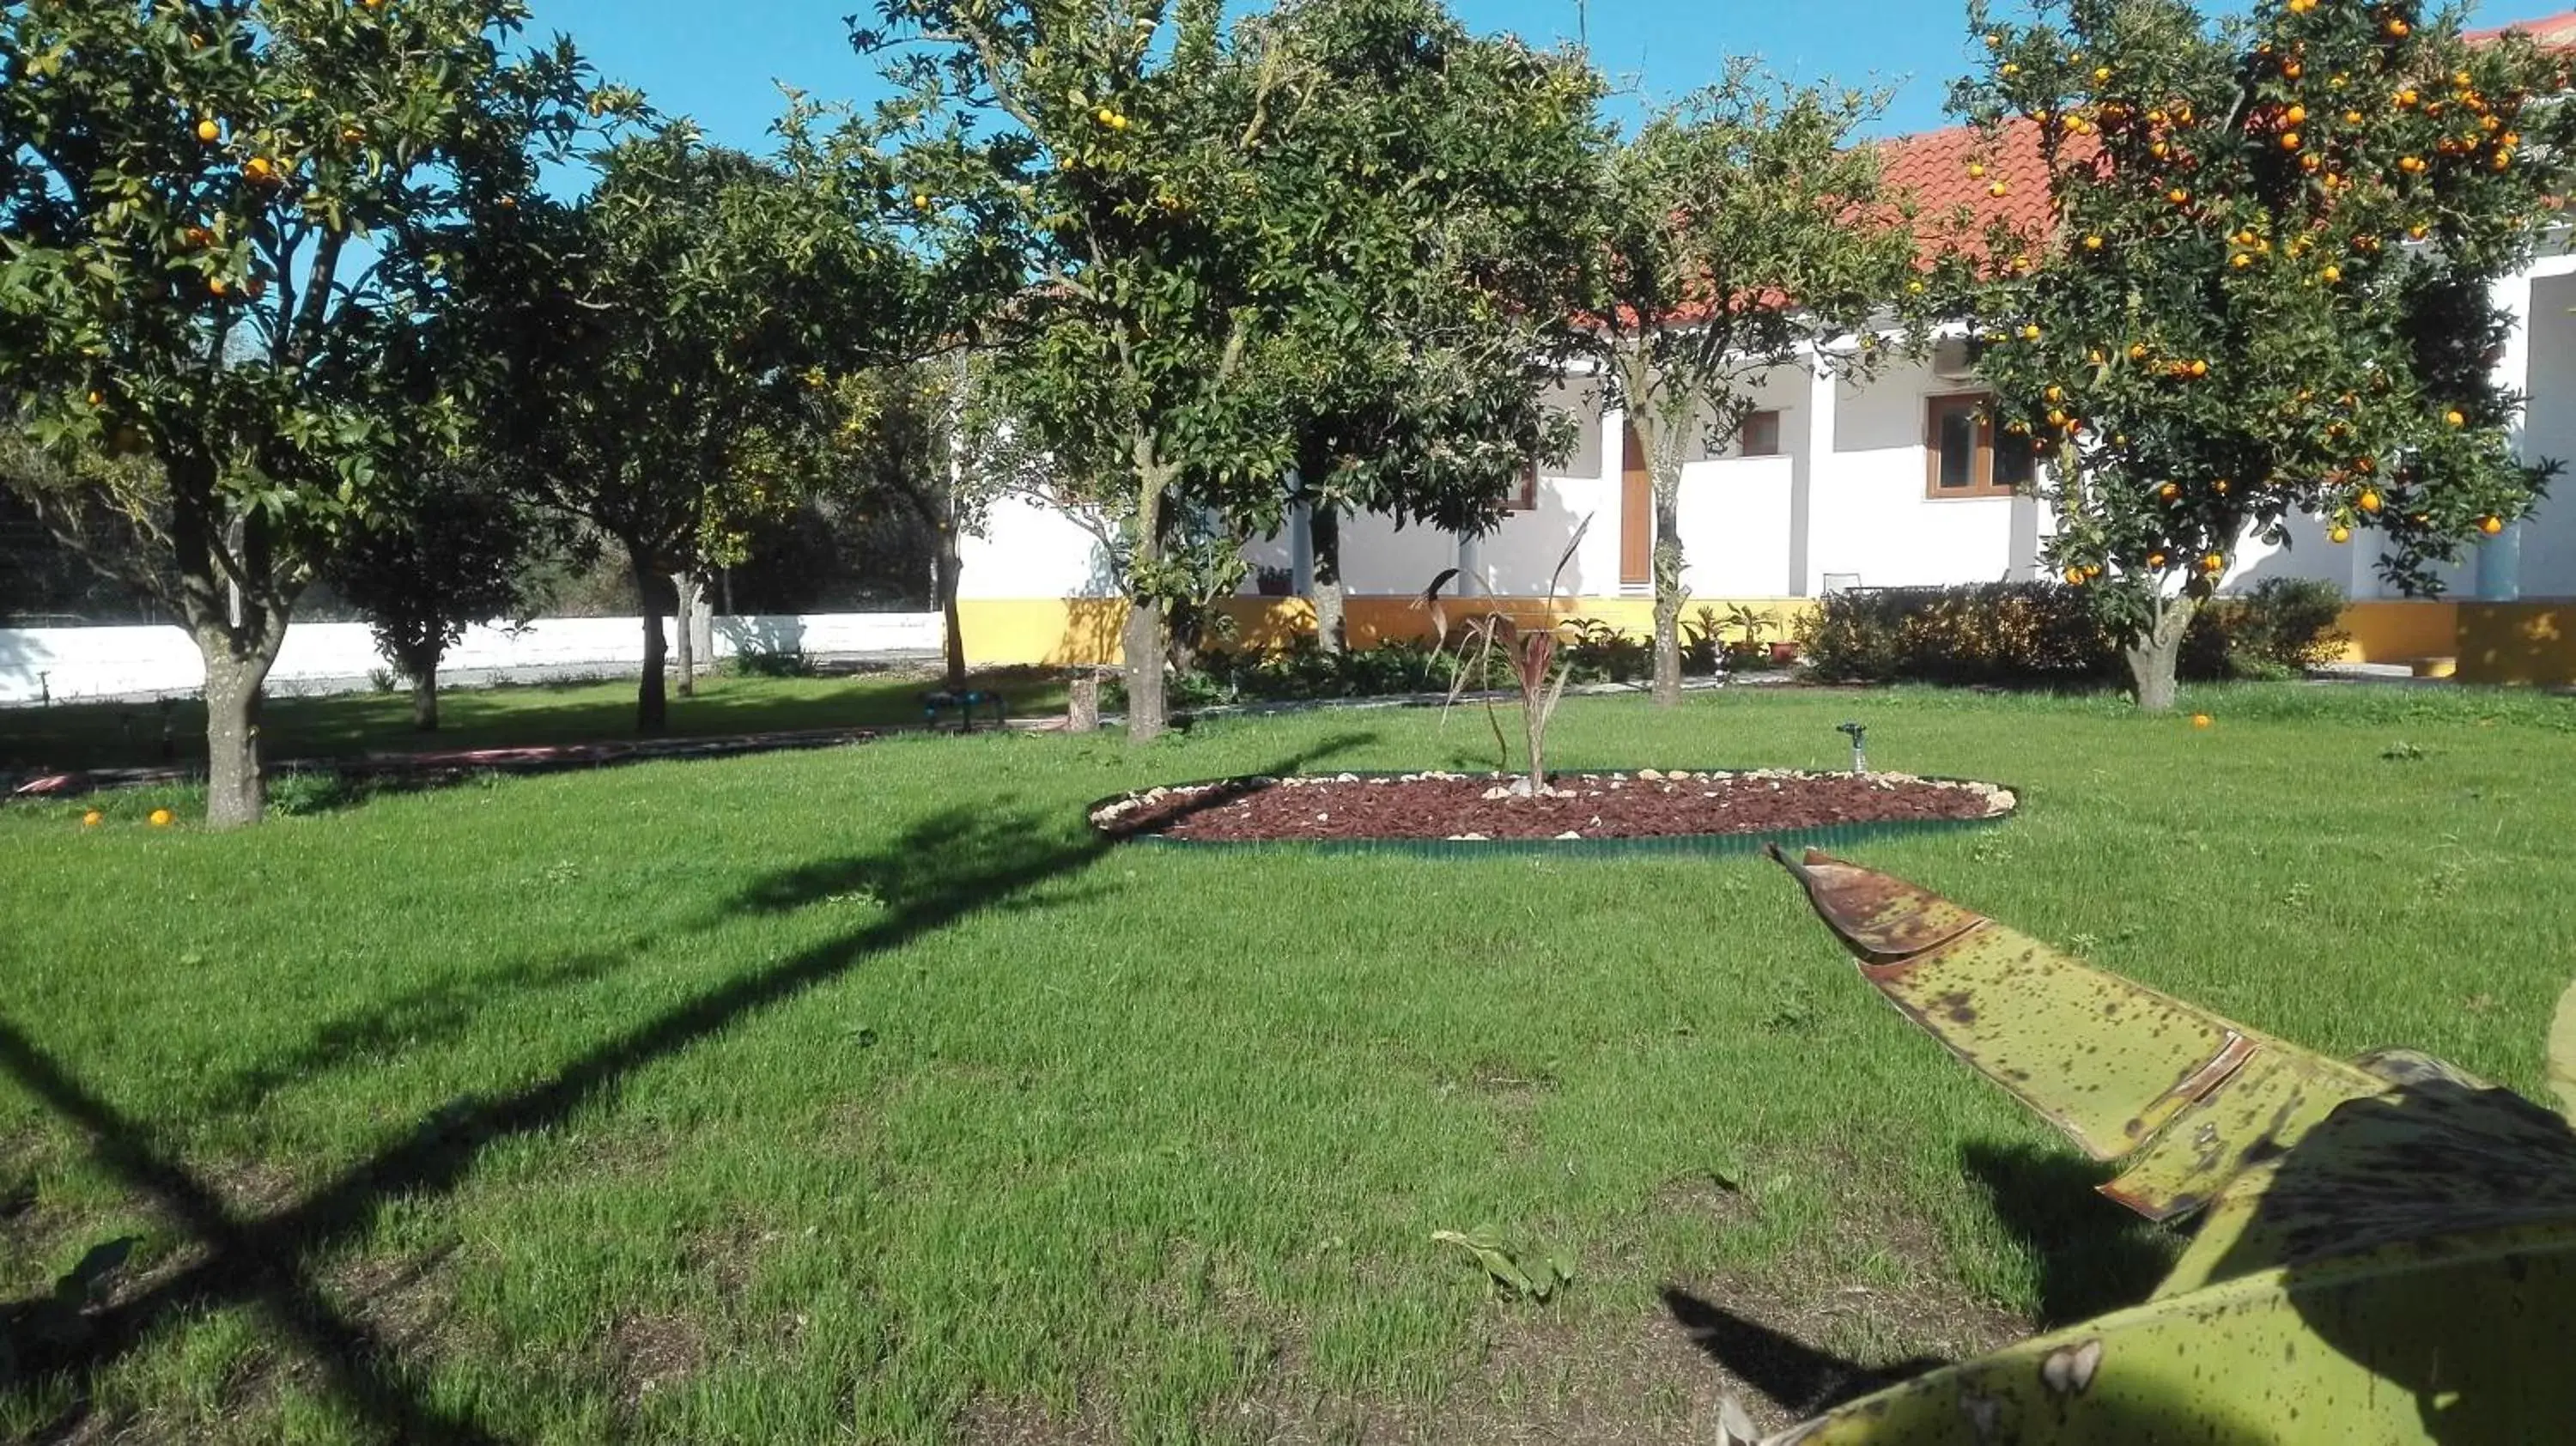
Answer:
xmin=1092 ymin=769 xmax=2017 ymax=848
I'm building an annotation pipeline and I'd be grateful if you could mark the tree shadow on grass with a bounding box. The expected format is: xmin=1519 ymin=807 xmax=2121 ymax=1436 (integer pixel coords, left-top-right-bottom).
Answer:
xmin=196 ymin=948 xmax=641 ymax=1115
xmin=1661 ymin=1144 xmax=2180 ymax=1425
xmin=0 ymin=731 xmax=1379 ymax=1441
xmin=1660 ymin=1287 xmax=1949 ymax=1420
xmin=1958 ymin=1139 xmax=2180 ymax=1328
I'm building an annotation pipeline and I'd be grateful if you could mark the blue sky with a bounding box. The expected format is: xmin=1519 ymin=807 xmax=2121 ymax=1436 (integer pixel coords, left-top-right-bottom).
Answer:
xmin=519 ymin=0 xmax=2576 ymax=153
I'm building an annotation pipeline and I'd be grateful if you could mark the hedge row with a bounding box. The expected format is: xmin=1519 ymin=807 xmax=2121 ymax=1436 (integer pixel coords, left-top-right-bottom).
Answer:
xmin=1793 ymin=578 xmax=2350 ymax=687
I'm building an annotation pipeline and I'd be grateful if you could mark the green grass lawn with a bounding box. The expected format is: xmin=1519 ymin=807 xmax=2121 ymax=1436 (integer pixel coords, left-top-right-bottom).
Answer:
xmin=3 ymin=682 xmax=2573 ymax=1443
xmin=0 ymin=668 xmax=1070 ymax=776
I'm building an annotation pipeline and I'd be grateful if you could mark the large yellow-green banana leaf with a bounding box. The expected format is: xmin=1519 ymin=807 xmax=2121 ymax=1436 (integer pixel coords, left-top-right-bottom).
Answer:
xmin=1741 ymin=848 xmax=2576 ymax=1445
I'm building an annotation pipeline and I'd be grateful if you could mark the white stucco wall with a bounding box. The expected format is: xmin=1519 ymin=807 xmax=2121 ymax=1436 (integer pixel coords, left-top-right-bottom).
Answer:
xmin=1475 ymin=396 xmax=1622 ymax=596
xmin=2512 ymin=270 xmax=2576 ymax=598
xmin=1806 ymin=358 xmax=2033 ymax=593
xmin=1673 ymin=368 xmax=1805 ymax=597
xmin=1677 ymin=456 xmax=1795 ymax=596
xmin=1340 ymin=515 xmax=1470 ymax=596
xmin=0 ymin=613 xmax=941 ymax=705
xmin=958 ymin=493 xmax=1117 ymax=600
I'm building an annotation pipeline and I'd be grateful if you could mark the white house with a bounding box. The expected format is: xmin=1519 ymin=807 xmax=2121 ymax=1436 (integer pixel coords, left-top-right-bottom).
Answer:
xmin=953 ymin=13 xmax=2576 ymax=684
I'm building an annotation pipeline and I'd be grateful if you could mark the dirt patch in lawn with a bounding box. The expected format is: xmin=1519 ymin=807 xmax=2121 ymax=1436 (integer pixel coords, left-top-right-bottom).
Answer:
xmin=608 ymin=1309 xmax=712 ymax=1411
xmin=1093 ymin=770 xmax=2014 ymax=845
xmin=1213 ymin=1267 xmax=2020 ymax=1446
xmin=953 ymin=1152 xmax=2028 ymax=1446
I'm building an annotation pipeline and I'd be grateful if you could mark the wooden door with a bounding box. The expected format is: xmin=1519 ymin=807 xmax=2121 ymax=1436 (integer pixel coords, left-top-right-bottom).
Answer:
xmin=1620 ymin=423 xmax=1652 ymax=587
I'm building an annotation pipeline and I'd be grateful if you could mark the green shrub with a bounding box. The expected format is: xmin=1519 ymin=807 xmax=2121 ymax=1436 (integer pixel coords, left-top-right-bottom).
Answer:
xmin=1796 ymin=578 xmax=2349 ymax=688
xmin=722 ymin=647 xmax=813 ymax=679
xmin=1679 ymin=604 xmax=1782 ymax=674
xmin=2208 ymin=577 xmax=2350 ymax=671
xmin=1561 ymin=618 xmax=1649 ymax=684
xmin=1796 ymin=583 xmax=2130 ymax=686
xmin=1108 ymin=619 xmax=1685 ymax=712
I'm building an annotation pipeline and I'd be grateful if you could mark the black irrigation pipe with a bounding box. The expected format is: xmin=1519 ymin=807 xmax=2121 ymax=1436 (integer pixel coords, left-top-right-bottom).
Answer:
xmin=1088 ymin=769 xmax=2021 ymax=860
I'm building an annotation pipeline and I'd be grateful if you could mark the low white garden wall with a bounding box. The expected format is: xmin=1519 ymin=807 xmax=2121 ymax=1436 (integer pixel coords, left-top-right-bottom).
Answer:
xmin=0 ymin=612 xmax=943 ymax=704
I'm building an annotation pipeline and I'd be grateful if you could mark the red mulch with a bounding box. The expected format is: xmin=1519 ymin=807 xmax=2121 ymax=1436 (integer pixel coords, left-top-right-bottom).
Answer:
xmin=1093 ymin=770 xmax=2015 ymax=844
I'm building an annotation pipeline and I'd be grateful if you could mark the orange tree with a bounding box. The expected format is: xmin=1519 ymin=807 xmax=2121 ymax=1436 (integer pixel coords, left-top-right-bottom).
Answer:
xmin=1236 ymin=0 xmax=1602 ymax=656
xmin=319 ymin=455 xmax=557 ymax=732
xmin=0 ymin=0 xmax=600 ymax=825
xmin=465 ymin=113 xmax=931 ymax=730
xmin=1953 ymin=0 xmax=2575 ymax=711
xmin=859 ymin=0 xmax=1599 ymax=738
xmin=1586 ymin=70 xmax=1925 ymax=708
xmin=858 ymin=0 xmax=1308 ymax=743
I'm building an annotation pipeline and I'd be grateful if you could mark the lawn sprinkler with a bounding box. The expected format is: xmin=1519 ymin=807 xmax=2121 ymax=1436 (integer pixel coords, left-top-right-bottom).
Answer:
xmin=1837 ymin=721 xmax=1868 ymax=775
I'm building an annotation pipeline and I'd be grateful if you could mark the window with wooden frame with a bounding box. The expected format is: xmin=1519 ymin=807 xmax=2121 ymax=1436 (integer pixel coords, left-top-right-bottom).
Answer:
xmin=1924 ymin=393 xmax=2032 ymax=498
xmin=1507 ymin=461 xmax=1540 ymax=512
xmin=1738 ymin=410 xmax=1783 ymax=459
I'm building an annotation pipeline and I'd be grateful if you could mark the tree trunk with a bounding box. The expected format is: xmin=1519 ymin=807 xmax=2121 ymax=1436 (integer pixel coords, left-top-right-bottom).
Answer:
xmin=410 ymin=662 xmax=440 ymax=732
xmin=1309 ymin=504 xmax=1346 ymax=654
xmin=167 ymin=449 xmax=286 ymax=829
xmin=1650 ymin=489 xmax=1684 ymax=706
xmin=1125 ymin=442 xmax=1174 ymax=744
xmin=1650 ymin=473 xmax=1686 ymax=708
xmin=1621 ymin=374 xmax=1693 ymax=708
xmin=632 ymin=549 xmax=667 ymax=731
xmin=2123 ymin=593 xmax=2201 ymax=714
xmin=199 ymin=639 xmax=276 ymax=829
xmin=936 ymin=519 xmax=968 ymax=691
xmin=671 ymin=572 xmax=697 ymax=699
xmin=1123 ymin=598 xmax=1166 ymax=743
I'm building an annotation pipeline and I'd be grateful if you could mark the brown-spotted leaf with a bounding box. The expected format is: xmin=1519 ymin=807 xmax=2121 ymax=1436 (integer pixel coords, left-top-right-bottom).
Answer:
xmin=2156 ymin=1073 xmax=2576 ymax=1297
xmin=1763 ymin=1217 xmax=2576 ymax=1444
xmin=1771 ymin=848 xmax=2384 ymax=1218
xmin=2095 ymin=1040 xmax=2388 ymax=1224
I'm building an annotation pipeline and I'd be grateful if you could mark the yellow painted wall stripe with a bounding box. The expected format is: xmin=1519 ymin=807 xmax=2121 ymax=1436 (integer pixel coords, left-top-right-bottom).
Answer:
xmin=953 ymin=596 xmax=2575 ymax=684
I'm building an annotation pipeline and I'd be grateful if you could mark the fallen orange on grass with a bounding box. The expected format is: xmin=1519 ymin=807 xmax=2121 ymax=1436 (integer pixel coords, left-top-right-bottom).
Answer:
xmin=81 ymin=811 xmax=103 ymax=827
xmin=2192 ymin=714 xmax=2213 ymax=729
xmin=149 ymin=809 xmax=174 ymax=827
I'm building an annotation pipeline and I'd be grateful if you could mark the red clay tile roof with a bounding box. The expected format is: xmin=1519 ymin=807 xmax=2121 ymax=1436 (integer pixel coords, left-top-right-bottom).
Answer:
xmin=1875 ymin=118 xmax=2059 ymax=260
xmin=1869 ymin=11 xmax=2576 ymax=255
xmin=2466 ymin=9 xmax=2576 ymax=46
xmin=1634 ymin=12 xmax=2576 ymax=324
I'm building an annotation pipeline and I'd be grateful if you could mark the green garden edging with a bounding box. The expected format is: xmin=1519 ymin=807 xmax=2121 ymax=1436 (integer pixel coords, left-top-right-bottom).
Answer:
xmin=1087 ymin=768 xmax=2021 ymax=860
